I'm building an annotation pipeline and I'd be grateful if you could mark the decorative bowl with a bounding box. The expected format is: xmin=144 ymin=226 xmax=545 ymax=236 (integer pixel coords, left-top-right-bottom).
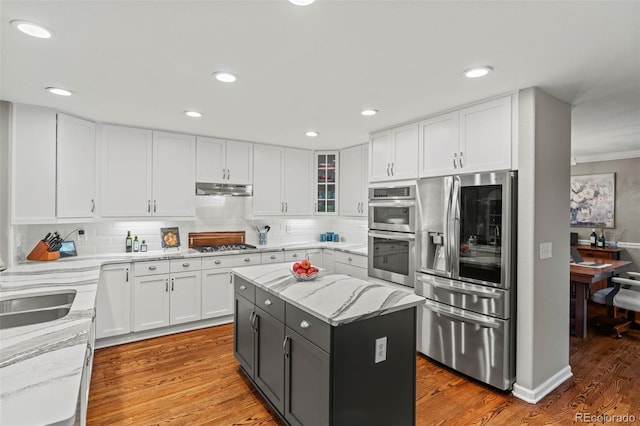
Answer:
xmin=290 ymin=268 xmax=318 ymax=281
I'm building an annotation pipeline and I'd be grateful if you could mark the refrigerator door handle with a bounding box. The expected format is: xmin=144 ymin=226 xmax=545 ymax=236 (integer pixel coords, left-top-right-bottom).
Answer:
xmin=427 ymin=280 xmax=501 ymax=299
xmin=450 ymin=176 xmax=461 ymax=278
xmin=423 ymin=300 xmax=500 ymax=329
xmin=443 ymin=177 xmax=453 ymax=276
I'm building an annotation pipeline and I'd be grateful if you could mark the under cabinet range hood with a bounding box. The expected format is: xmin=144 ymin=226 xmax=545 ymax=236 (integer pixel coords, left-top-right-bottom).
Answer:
xmin=195 ymin=182 xmax=253 ymax=197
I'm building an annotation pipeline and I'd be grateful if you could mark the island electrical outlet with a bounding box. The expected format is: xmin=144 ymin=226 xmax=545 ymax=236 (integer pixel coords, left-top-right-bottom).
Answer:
xmin=375 ymin=337 xmax=387 ymax=363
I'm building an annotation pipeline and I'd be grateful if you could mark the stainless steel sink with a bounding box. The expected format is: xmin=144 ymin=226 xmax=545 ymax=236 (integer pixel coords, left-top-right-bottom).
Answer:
xmin=0 ymin=290 xmax=76 ymax=329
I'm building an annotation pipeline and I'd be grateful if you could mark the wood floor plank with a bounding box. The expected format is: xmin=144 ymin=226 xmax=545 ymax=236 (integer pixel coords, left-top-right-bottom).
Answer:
xmin=88 ymin=305 xmax=640 ymax=425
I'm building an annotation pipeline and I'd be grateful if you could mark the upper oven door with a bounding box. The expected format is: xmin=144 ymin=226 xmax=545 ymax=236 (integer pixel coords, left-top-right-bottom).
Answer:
xmin=368 ymin=200 xmax=416 ymax=233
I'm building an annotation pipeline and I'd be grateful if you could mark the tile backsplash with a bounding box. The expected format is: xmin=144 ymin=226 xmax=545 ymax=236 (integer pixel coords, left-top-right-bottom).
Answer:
xmin=12 ymin=197 xmax=368 ymax=262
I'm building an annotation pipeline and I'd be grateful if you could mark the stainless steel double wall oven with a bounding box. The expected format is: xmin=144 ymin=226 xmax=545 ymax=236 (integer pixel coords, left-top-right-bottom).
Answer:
xmin=415 ymin=171 xmax=517 ymax=390
xmin=367 ymin=185 xmax=417 ymax=287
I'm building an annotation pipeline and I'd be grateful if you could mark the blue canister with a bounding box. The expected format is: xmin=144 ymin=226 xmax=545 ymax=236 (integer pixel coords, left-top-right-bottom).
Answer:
xmin=320 ymin=234 xmax=326 ymax=242
xmin=325 ymin=232 xmax=334 ymax=241
xmin=333 ymin=234 xmax=340 ymax=242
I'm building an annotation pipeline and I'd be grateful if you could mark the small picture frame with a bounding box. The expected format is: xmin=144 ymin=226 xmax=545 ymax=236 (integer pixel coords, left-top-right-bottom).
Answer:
xmin=160 ymin=227 xmax=181 ymax=249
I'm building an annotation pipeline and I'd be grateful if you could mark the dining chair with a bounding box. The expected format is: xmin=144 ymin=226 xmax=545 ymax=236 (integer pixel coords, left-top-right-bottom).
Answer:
xmin=591 ymin=271 xmax=640 ymax=338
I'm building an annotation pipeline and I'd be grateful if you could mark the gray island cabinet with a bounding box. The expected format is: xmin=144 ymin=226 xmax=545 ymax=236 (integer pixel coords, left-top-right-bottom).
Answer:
xmin=232 ymin=263 xmax=425 ymax=426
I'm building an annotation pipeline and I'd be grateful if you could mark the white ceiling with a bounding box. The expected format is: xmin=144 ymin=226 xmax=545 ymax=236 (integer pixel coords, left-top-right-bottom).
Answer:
xmin=1 ymin=1 xmax=639 ymax=160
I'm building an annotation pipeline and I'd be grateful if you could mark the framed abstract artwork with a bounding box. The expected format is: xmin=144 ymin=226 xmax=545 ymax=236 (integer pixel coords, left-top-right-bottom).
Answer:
xmin=570 ymin=173 xmax=615 ymax=228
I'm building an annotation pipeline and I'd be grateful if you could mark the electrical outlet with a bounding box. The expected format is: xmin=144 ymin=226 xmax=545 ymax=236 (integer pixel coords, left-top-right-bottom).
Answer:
xmin=78 ymin=229 xmax=86 ymax=241
xmin=375 ymin=337 xmax=387 ymax=363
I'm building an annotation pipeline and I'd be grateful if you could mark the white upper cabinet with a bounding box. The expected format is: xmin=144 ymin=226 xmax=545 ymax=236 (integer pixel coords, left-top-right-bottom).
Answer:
xmin=56 ymin=113 xmax=96 ymax=218
xmin=419 ymin=96 xmax=513 ymax=178
xmin=369 ymin=123 xmax=419 ymax=182
xmin=101 ymin=125 xmax=153 ymax=217
xmin=196 ymin=137 xmax=253 ymax=184
xmin=100 ymin=126 xmax=195 ymax=217
xmin=152 ymin=131 xmax=196 ymax=217
xmin=11 ymin=104 xmax=57 ymax=223
xmin=340 ymin=144 xmax=368 ymax=216
xmin=253 ymin=145 xmax=312 ymax=216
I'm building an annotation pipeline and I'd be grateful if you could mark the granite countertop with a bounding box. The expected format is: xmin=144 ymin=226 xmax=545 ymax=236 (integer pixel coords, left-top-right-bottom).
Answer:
xmin=0 ymin=241 xmax=368 ymax=425
xmin=232 ymin=263 xmax=424 ymax=326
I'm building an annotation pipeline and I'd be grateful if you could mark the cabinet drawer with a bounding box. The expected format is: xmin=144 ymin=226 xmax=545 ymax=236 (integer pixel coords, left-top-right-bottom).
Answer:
xmin=202 ymin=255 xmax=234 ymax=270
xmin=261 ymin=252 xmax=285 ymax=264
xmin=334 ymin=251 xmax=367 ymax=269
xmin=234 ymin=276 xmax=255 ymax=303
xmin=232 ymin=253 xmax=262 ymax=267
xmin=170 ymin=257 xmax=202 ymax=273
xmin=285 ymin=250 xmax=306 ymax=262
xmin=134 ymin=260 xmax=170 ymax=276
xmin=255 ymin=287 xmax=285 ymax=322
xmin=577 ymin=248 xmax=615 ymax=260
xmin=285 ymin=303 xmax=331 ymax=353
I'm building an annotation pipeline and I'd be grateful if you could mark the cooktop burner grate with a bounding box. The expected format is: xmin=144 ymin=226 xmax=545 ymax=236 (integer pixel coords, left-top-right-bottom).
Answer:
xmin=191 ymin=243 xmax=257 ymax=253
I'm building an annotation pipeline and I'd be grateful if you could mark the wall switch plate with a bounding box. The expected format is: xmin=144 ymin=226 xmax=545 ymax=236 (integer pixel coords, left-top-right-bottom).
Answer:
xmin=539 ymin=242 xmax=553 ymax=259
xmin=375 ymin=337 xmax=387 ymax=364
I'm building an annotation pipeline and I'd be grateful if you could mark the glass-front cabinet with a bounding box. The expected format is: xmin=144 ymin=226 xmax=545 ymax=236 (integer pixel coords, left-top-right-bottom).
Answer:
xmin=315 ymin=151 xmax=338 ymax=214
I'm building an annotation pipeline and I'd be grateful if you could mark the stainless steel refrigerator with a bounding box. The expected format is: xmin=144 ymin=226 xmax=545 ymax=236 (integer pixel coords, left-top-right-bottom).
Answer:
xmin=415 ymin=171 xmax=517 ymax=390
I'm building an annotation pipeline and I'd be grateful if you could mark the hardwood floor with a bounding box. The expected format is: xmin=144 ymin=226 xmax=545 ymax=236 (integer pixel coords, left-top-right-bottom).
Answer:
xmin=88 ymin=305 xmax=640 ymax=425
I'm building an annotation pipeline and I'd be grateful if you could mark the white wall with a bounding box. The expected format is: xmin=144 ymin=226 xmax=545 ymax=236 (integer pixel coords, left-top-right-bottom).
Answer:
xmin=513 ymin=87 xmax=572 ymax=403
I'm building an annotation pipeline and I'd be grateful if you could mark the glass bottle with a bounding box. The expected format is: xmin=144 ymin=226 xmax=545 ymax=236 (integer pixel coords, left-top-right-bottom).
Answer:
xmin=133 ymin=235 xmax=139 ymax=252
xmin=590 ymin=228 xmax=597 ymax=247
xmin=126 ymin=231 xmax=133 ymax=253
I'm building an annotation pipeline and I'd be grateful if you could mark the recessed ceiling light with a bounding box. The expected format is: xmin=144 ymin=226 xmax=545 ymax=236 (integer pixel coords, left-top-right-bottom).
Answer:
xmin=289 ymin=0 xmax=316 ymax=5
xmin=464 ymin=66 xmax=493 ymax=78
xmin=45 ymin=87 xmax=73 ymax=96
xmin=11 ymin=20 xmax=53 ymax=38
xmin=361 ymin=109 xmax=378 ymax=116
xmin=212 ymin=71 xmax=237 ymax=83
xmin=305 ymin=131 xmax=319 ymax=137
xmin=185 ymin=111 xmax=203 ymax=118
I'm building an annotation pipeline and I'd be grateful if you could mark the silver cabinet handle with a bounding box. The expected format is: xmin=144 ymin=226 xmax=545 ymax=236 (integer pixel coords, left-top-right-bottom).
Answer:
xmin=214 ymin=260 xmax=221 ymax=265
xmin=148 ymin=200 xmax=151 ymax=213
xmin=391 ymin=162 xmax=395 ymax=176
xmin=453 ymin=153 xmax=458 ymax=168
xmin=171 ymin=278 xmax=174 ymax=291
xmin=281 ymin=202 xmax=284 ymax=213
xmin=264 ymin=299 xmax=272 ymax=306
xmin=227 ymin=168 xmax=231 ymax=180
xmin=283 ymin=335 xmax=290 ymax=356
xmin=239 ymin=285 xmax=246 ymax=290
xmin=270 ymin=255 xmax=276 ymax=260
xmin=153 ymin=200 xmax=157 ymax=213
xmin=459 ymin=152 xmax=464 ymax=168
xmin=348 ymin=256 xmax=353 ymax=262
xmin=182 ymin=262 xmax=190 ymax=267
xmin=292 ymin=253 xmax=298 ymax=258
xmin=387 ymin=163 xmax=390 ymax=176
xmin=244 ymin=258 xmax=251 ymax=262
xmin=285 ymin=202 xmax=288 ymax=213
xmin=300 ymin=320 xmax=310 ymax=329
xmin=125 ymin=268 xmax=129 ymax=282
xmin=165 ymin=278 xmax=168 ymax=292
xmin=222 ymin=168 xmax=227 ymax=180
xmin=91 ymin=198 xmax=95 ymax=213
xmin=148 ymin=265 xmax=157 ymax=270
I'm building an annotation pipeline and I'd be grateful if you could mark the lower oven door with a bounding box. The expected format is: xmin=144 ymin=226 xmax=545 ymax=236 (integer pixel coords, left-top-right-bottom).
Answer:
xmin=417 ymin=299 xmax=513 ymax=390
xmin=368 ymin=230 xmax=416 ymax=287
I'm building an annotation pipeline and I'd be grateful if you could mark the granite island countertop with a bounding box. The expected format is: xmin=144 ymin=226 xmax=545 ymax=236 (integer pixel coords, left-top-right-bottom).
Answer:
xmin=232 ymin=263 xmax=424 ymax=326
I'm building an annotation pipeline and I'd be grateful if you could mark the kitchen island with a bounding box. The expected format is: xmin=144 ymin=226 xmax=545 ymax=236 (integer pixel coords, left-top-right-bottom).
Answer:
xmin=232 ymin=263 xmax=425 ymax=426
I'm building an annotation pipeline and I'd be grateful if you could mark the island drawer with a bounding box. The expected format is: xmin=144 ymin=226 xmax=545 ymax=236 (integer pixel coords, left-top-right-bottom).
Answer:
xmin=286 ymin=303 xmax=331 ymax=353
xmin=255 ymin=287 xmax=285 ymax=322
xmin=170 ymin=258 xmax=202 ymax=273
xmin=134 ymin=260 xmax=170 ymax=276
xmin=202 ymin=255 xmax=234 ymax=270
xmin=234 ymin=276 xmax=256 ymax=303
xmin=334 ymin=251 xmax=367 ymax=269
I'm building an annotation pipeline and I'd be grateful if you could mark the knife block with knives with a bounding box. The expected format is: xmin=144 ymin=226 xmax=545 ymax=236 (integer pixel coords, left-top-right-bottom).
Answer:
xmin=27 ymin=232 xmax=62 ymax=261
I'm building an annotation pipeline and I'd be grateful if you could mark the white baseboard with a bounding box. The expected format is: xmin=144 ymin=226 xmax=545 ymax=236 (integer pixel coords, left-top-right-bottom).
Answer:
xmin=512 ymin=365 xmax=573 ymax=404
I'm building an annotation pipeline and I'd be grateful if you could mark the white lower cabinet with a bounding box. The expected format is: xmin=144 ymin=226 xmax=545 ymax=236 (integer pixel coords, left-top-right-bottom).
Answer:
xmin=305 ymin=249 xmax=323 ymax=268
xmin=133 ymin=259 xmax=202 ymax=331
xmin=201 ymin=255 xmax=235 ymax=319
xmin=95 ymin=263 xmax=131 ymax=339
xmin=322 ymin=249 xmax=335 ymax=272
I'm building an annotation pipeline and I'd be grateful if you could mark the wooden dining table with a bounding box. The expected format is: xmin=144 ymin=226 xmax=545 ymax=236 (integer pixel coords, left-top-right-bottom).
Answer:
xmin=570 ymin=259 xmax=632 ymax=338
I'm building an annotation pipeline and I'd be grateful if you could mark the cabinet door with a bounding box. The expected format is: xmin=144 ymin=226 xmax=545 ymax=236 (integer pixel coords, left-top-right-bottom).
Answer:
xmin=255 ymin=308 xmax=285 ymax=413
xmin=234 ymin=294 xmax=256 ymax=378
xmin=196 ymin=136 xmax=225 ymax=182
xmin=334 ymin=262 xmax=368 ymax=280
xmin=201 ymin=270 xmax=233 ymax=319
xmin=152 ymin=131 xmax=196 ymax=217
xmin=339 ymin=144 xmax=365 ymax=216
xmin=419 ymin=112 xmax=459 ymax=178
xmin=12 ymin=105 xmax=57 ymax=222
xmin=96 ymin=263 xmax=131 ymax=339
xmin=390 ymin=122 xmax=419 ymax=180
xmin=322 ymin=249 xmax=335 ymax=272
xmin=284 ymin=329 xmax=330 ymax=426
xmin=133 ymin=274 xmax=170 ymax=331
xmin=226 ymin=140 xmax=253 ymax=184
xmin=315 ymin=151 xmax=338 ymax=215
xmin=459 ymin=96 xmax=512 ymax=173
xmin=253 ymin=145 xmax=284 ymax=215
xmin=306 ymin=250 xmax=323 ymax=269
xmin=101 ymin=125 xmax=153 ymax=217
xmin=56 ymin=114 xmax=97 ymax=218
xmin=284 ymin=148 xmax=313 ymax=215
xmin=369 ymin=131 xmax=392 ymax=182
xmin=170 ymin=271 xmax=202 ymax=325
